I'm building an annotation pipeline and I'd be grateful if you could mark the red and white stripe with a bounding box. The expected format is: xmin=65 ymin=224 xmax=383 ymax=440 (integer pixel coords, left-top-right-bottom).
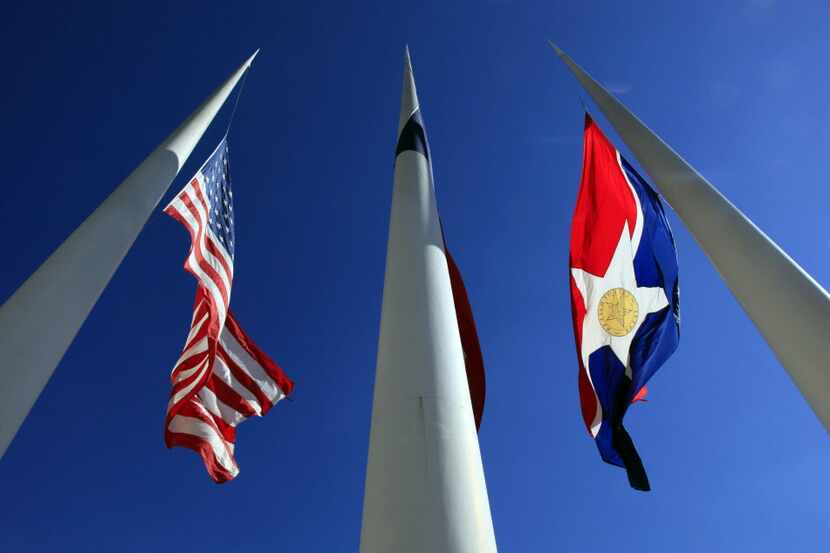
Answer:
xmin=165 ymin=310 xmax=294 ymax=483
xmin=164 ymin=173 xmax=234 ymax=337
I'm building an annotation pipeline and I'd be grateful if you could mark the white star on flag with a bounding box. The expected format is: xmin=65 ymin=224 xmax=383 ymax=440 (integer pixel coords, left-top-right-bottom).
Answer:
xmin=571 ymin=222 xmax=669 ymax=435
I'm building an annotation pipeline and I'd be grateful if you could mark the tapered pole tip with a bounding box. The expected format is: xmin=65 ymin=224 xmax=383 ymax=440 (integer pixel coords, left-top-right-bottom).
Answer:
xmin=547 ymin=40 xmax=565 ymax=57
xmin=245 ymin=49 xmax=261 ymax=69
xmin=398 ymin=45 xmax=419 ymax=134
xmin=403 ymin=45 xmax=413 ymax=73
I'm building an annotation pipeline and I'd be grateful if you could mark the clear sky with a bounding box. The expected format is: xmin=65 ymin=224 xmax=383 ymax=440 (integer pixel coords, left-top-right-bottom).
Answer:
xmin=1 ymin=1 xmax=829 ymax=551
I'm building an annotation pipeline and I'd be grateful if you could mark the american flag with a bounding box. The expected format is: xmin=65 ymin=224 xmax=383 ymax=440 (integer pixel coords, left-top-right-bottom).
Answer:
xmin=163 ymin=138 xmax=294 ymax=483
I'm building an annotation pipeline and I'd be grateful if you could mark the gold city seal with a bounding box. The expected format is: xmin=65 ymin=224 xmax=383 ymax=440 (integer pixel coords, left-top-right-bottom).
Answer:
xmin=598 ymin=287 xmax=639 ymax=337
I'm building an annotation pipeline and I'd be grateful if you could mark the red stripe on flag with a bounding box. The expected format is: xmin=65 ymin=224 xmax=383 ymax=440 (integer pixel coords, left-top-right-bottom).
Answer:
xmin=190 ymin=179 xmax=235 ymax=278
xmin=164 ymin=185 xmax=200 ymax=251
xmin=204 ymin=230 xmax=234 ymax=281
xmin=207 ymin=407 xmax=237 ymax=443
xmin=223 ymin=311 xmax=295 ymax=397
xmin=165 ymin=398 xmax=239 ymax=483
xmin=207 ymin=378 xmax=259 ymax=419
xmin=165 ymin=432 xmax=238 ymax=483
xmin=216 ymin=344 xmax=275 ymax=414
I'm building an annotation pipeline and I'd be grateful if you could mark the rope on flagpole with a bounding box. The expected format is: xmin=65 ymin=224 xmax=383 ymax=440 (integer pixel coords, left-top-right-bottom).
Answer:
xmin=223 ymin=65 xmax=251 ymax=138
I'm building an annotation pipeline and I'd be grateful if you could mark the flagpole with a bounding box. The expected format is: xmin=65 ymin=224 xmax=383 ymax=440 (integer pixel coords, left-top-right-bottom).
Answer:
xmin=359 ymin=49 xmax=497 ymax=552
xmin=0 ymin=50 xmax=259 ymax=458
xmin=550 ymin=42 xmax=830 ymax=433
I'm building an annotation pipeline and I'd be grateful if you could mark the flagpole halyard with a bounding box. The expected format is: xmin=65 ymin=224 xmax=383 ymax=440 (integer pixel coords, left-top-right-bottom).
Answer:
xmin=223 ymin=52 xmax=257 ymax=138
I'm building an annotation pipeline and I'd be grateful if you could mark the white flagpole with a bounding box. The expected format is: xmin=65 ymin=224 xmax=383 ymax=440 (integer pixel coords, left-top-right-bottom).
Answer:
xmin=0 ymin=50 xmax=259 ymax=457
xmin=359 ymin=48 xmax=497 ymax=553
xmin=550 ymin=42 xmax=830 ymax=433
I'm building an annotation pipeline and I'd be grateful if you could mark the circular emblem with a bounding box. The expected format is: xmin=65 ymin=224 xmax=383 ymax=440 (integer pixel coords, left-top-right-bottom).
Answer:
xmin=598 ymin=288 xmax=639 ymax=337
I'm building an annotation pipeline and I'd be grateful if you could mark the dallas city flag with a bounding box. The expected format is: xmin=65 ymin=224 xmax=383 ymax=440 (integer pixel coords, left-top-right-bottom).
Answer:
xmin=163 ymin=138 xmax=294 ymax=483
xmin=569 ymin=114 xmax=680 ymax=491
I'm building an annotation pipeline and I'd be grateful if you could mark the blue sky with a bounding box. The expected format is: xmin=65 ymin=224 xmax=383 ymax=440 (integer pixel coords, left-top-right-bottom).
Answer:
xmin=2 ymin=1 xmax=829 ymax=551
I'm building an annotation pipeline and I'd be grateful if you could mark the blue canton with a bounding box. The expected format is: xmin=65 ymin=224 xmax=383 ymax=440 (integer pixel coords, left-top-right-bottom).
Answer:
xmin=202 ymin=138 xmax=235 ymax=261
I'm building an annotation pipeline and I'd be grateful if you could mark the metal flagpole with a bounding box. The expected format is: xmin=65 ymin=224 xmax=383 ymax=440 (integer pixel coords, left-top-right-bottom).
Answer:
xmin=0 ymin=50 xmax=260 ymax=458
xmin=550 ymin=42 xmax=830 ymax=433
xmin=359 ymin=48 xmax=497 ymax=553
